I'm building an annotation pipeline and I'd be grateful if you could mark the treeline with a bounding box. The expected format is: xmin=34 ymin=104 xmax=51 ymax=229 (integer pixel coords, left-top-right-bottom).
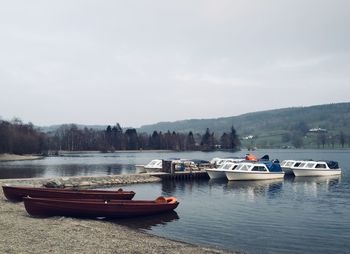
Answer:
xmin=0 ymin=119 xmax=47 ymax=154
xmin=0 ymin=120 xmax=241 ymax=154
xmin=49 ymin=124 xmax=240 ymax=152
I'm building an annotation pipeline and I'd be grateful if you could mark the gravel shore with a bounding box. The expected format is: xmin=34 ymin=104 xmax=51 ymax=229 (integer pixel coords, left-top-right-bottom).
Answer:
xmin=0 ymin=176 xmax=236 ymax=254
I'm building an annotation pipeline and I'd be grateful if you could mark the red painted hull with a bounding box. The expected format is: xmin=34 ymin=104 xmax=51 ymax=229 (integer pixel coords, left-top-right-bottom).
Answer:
xmin=2 ymin=186 xmax=135 ymax=202
xmin=23 ymin=197 xmax=179 ymax=218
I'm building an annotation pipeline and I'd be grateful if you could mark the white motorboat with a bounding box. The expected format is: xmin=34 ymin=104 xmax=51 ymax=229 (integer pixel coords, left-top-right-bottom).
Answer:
xmin=280 ymin=160 xmax=303 ymax=175
xmin=225 ymin=161 xmax=285 ymax=181
xmin=206 ymin=160 xmax=243 ymax=179
xmin=144 ymin=159 xmax=163 ymax=173
xmin=290 ymin=160 xmax=341 ymax=177
xmin=210 ymin=157 xmax=245 ymax=168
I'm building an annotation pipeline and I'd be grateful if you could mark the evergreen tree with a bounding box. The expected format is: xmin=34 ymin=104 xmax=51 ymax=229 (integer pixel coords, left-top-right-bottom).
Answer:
xmin=201 ymin=128 xmax=215 ymax=151
xmin=125 ymin=129 xmax=139 ymax=150
xmin=220 ymin=132 xmax=229 ymax=149
xmin=229 ymin=126 xmax=240 ymax=149
xmin=186 ymin=131 xmax=196 ymax=150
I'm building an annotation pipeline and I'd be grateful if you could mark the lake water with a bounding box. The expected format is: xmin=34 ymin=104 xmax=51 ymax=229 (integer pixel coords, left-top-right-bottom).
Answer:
xmin=1 ymin=149 xmax=350 ymax=253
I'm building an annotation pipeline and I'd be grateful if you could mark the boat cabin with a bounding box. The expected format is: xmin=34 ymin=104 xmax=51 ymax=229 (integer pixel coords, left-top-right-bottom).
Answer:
xmin=234 ymin=161 xmax=283 ymax=173
xmin=145 ymin=159 xmax=162 ymax=168
xmin=218 ymin=162 xmax=239 ymax=171
xmin=294 ymin=161 xmax=339 ymax=170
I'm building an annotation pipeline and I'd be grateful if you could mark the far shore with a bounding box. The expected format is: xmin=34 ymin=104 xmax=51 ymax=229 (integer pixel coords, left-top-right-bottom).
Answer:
xmin=0 ymin=154 xmax=44 ymax=162
xmin=57 ymin=149 xmax=175 ymax=154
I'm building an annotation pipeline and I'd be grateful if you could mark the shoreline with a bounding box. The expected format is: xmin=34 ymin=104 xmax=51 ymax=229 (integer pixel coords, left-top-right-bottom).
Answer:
xmin=0 ymin=154 xmax=44 ymax=162
xmin=0 ymin=175 xmax=236 ymax=254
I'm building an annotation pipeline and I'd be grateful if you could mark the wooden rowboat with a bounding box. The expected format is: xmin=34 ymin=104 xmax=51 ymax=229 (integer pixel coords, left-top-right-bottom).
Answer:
xmin=23 ymin=196 xmax=179 ymax=218
xmin=2 ymin=185 xmax=135 ymax=202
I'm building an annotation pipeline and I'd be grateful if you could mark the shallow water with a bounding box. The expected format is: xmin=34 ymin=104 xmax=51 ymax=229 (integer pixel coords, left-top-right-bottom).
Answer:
xmin=1 ymin=149 xmax=350 ymax=253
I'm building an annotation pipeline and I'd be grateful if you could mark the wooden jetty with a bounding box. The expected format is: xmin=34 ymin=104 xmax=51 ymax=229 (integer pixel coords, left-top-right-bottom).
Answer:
xmin=148 ymin=171 xmax=209 ymax=180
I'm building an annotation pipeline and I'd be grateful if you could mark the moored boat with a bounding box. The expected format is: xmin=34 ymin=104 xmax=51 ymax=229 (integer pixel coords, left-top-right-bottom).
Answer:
xmin=280 ymin=160 xmax=303 ymax=175
xmin=210 ymin=157 xmax=244 ymax=168
xmin=205 ymin=161 xmax=242 ymax=179
xmin=225 ymin=161 xmax=285 ymax=181
xmin=2 ymin=185 xmax=135 ymax=202
xmin=23 ymin=196 xmax=179 ymax=218
xmin=290 ymin=160 xmax=341 ymax=177
xmin=144 ymin=159 xmax=163 ymax=173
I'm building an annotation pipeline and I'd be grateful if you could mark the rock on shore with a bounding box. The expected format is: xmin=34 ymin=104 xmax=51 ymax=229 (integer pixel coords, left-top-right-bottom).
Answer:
xmin=0 ymin=175 xmax=237 ymax=254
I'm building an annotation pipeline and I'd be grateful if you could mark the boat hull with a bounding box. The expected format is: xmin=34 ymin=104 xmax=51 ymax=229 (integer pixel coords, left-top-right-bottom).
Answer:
xmin=281 ymin=167 xmax=294 ymax=175
xmin=2 ymin=186 xmax=135 ymax=202
xmin=291 ymin=169 xmax=341 ymax=177
xmin=144 ymin=167 xmax=163 ymax=173
xmin=225 ymin=171 xmax=285 ymax=181
xmin=23 ymin=197 xmax=179 ymax=218
xmin=205 ymin=169 xmax=227 ymax=179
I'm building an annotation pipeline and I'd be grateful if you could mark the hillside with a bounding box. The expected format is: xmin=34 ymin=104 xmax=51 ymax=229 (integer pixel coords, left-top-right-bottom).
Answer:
xmin=138 ymin=102 xmax=350 ymax=148
xmin=36 ymin=102 xmax=350 ymax=149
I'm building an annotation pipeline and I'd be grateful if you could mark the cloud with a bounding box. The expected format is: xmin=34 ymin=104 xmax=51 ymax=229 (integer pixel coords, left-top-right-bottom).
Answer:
xmin=0 ymin=0 xmax=349 ymax=126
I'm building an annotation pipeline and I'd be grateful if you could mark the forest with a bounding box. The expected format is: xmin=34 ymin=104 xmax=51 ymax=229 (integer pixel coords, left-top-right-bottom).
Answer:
xmin=2 ymin=101 xmax=350 ymax=156
xmin=0 ymin=120 xmax=240 ymax=155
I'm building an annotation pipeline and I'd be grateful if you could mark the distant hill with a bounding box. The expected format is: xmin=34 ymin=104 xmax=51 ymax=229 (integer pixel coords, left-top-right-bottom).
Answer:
xmin=138 ymin=102 xmax=350 ymax=134
xmin=138 ymin=102 xmax=350 ymax=148
xmin=37 ymin=102 xmax=350 ymax=148
xmin=39 ymin=124 xmax=108 ymax=133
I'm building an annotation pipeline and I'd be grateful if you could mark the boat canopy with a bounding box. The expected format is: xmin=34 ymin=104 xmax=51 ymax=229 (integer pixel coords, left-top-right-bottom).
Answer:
xmin=326 ymin=161 xmax=339 ymax=169
xmin=263 ymin=161 xmax=283 ymax=172
xmin=260 ymin=154 xmax=270 ymax=161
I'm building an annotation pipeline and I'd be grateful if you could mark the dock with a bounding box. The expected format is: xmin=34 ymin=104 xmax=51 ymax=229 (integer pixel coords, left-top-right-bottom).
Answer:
xmin=148 ymin=171 xmax=209 ymax=180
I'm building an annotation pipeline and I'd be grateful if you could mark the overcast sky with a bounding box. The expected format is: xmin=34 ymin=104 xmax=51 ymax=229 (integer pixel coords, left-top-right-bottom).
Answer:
xmin=0 ymin=0 xmax=349 ymax=127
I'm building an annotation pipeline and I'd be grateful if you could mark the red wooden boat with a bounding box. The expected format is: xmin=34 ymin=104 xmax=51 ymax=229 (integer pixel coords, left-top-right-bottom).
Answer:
xmin=2 ymin=185 xmax=135 ymax=202
xmin=23 ymin=196 xmax=179 ymax=218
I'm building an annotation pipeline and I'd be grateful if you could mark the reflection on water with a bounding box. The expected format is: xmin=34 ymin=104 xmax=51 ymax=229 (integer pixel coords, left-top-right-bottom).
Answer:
xmin=286 ymin=175 xmax=341 ymax=197
xmin=224 ymin=179 xmax=284 ymax=200
xmin=290 ymin=175 xmax=341 ymax=185
xmin=111 ymin=211 xmax=179 ymax=230
xmin=0 ymin=166 xmax=46 ymax=179
xmin=0 ymin=160 xmax=135 ymax=179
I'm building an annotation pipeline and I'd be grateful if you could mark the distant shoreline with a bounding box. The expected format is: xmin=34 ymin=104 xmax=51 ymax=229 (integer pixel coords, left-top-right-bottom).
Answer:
xmin=0 ymin=154 xmax=44 ymax=162
xmin=2 ymin=148 xmax=349 ymax=162
xmin=58 ymin=149 xmax=175 ymax=154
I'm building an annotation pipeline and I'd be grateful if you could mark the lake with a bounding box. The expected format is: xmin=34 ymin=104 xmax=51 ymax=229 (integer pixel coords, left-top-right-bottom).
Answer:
xmin=1 ymin=149 xmax=349 ymax=253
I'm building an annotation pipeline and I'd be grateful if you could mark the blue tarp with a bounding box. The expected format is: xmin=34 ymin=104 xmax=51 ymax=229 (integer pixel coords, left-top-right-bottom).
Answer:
xmin=263 ymin=161 xmax=283 ymax=172
xmin=326 ymin=160 xmax=339 ymax=169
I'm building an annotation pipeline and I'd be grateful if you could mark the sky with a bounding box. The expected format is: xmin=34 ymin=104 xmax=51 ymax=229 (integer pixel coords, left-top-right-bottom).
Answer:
xmin=0 ymin=0 xmax=349 ymax=127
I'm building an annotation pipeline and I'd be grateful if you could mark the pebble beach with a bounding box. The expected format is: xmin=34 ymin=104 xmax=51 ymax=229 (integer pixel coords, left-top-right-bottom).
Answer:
xmin=0 ymin=175 xmax=236 ymax=254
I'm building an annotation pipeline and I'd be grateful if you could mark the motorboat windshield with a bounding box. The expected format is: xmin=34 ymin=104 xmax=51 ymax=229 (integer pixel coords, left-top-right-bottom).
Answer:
xmin=146 ymin=160 xmax=162 ymax=167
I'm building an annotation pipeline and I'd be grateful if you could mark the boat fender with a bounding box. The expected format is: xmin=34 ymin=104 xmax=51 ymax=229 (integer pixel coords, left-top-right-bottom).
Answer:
xmin=165 ymin=197 xmax=177 ymax=204
xmin=245 ymin=154 xmax=257 ymax=161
